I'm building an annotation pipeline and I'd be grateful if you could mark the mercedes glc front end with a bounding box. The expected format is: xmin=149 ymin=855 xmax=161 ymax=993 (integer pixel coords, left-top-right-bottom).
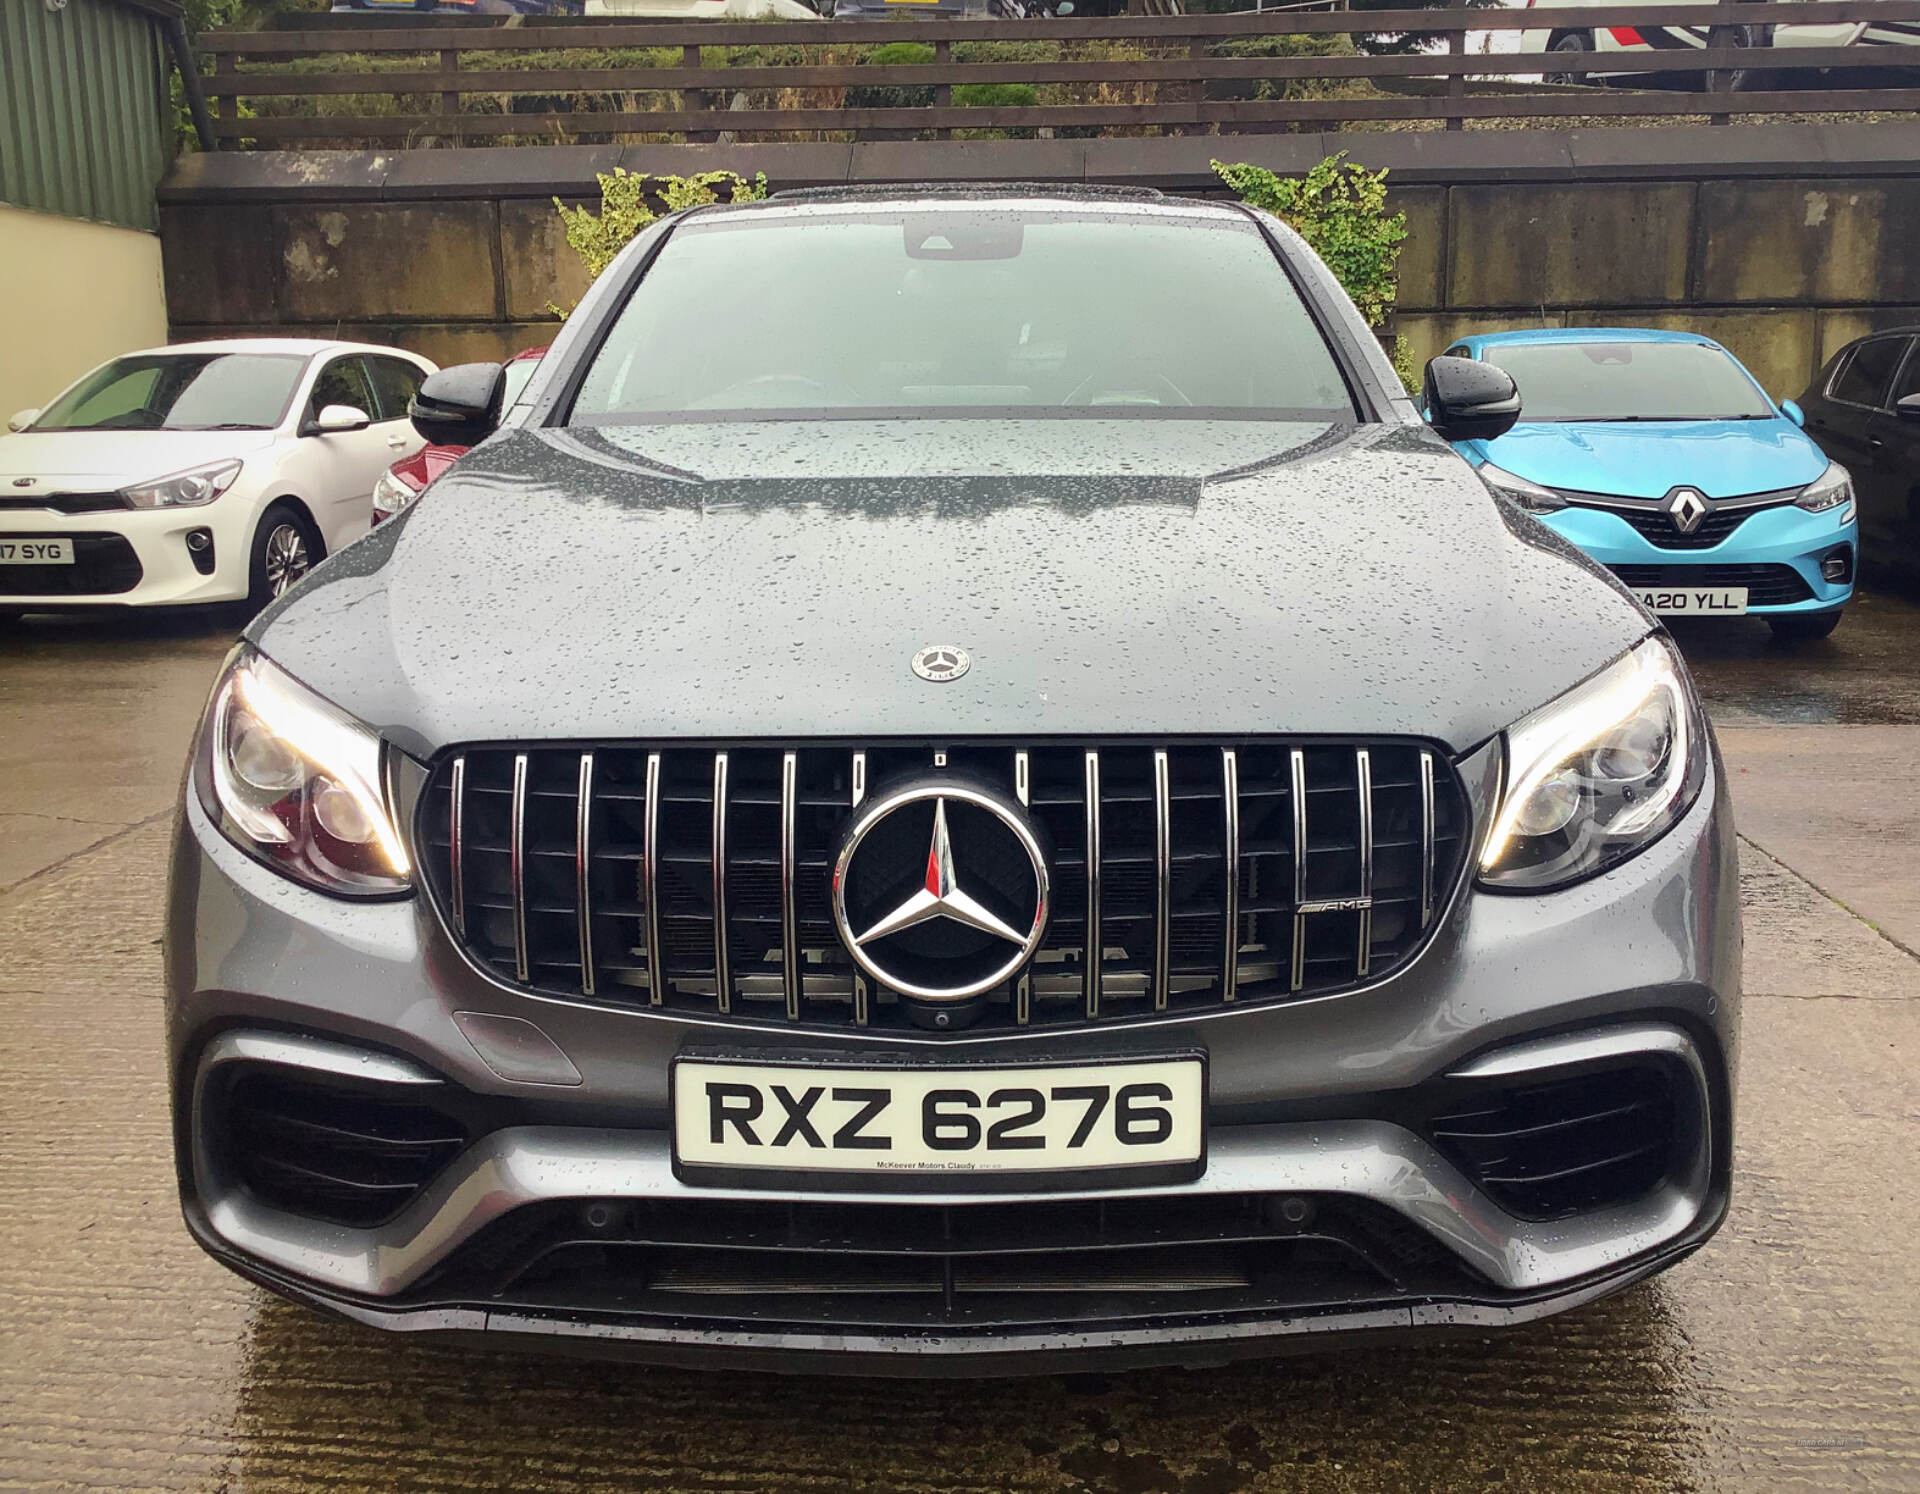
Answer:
xmin=166 ymin=186 xmax=1738 ymax=1374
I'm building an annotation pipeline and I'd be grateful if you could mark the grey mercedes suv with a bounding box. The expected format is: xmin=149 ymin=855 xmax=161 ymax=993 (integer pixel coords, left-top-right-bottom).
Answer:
xmin=167 ymin=185 xmax=1737 ymax=1374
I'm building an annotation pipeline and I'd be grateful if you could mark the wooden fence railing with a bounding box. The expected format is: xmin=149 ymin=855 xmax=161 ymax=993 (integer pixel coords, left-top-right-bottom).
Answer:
xmin=196 ymin=3 xmax=1920 ymax=146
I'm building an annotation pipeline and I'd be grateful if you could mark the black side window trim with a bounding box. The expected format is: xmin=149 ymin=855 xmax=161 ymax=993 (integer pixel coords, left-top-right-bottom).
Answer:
xmin=1827 ymin=336 xmax=1910 ymax=413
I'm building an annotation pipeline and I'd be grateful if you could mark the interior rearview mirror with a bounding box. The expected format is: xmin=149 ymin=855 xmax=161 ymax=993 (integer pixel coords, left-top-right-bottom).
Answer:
xmin=8 ymin=408 xmax=41 ymax=433
xmin=309 ymin=404 xmax=371 ymax=436
xmin=1423 ymin=356 xmax=1522 ymax=444
xmin=411 ymin=362 xmax=506 ymax=448
xmin=1898 ymin=393 xmax=1920 ymax=424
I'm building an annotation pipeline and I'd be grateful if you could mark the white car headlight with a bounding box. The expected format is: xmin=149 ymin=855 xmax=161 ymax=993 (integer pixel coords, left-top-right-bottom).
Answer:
xmin=1477 ymin=462 xmax=1566 ymax=514
xmin=1795 ymin=461 xmax=1854 ymax=522
xmin=196 ymin=649 xmax=411 ymax=897
xmin=372 ymin=468 xmax=421 ymax=523
xmin=122 ymin=458 xmax=244 ymax=510
xmin=1480 ymin=637 xmax=1707 ymax=891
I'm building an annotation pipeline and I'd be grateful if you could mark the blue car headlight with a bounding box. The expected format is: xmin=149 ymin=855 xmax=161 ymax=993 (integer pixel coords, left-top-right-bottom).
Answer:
xmin=1796 ymin=461 xmax=1855 ymax=524
xmin=1477 ymin=462 xmax=1566 ymax=515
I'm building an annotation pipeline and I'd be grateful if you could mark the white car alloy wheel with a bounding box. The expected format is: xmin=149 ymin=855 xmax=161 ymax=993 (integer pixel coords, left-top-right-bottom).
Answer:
xmin=263 ymin=519 xmax=312 ymax=597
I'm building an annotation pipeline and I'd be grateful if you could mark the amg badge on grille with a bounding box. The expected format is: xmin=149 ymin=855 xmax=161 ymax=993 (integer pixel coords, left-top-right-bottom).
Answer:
xmin=832 ymin=780 xmax=1049 ymax=1003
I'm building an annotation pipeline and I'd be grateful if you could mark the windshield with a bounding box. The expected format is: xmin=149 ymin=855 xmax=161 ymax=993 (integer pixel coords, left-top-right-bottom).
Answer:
xmin=568 ymin=206 xmax=1355 ymax=422
xmin=1484 ymin=341 xmax=1773 ymax=422
xmin=502 ymin=357 xmax=542 ymax=408
xmin=33 ymin=353 xmax=307 ymax=432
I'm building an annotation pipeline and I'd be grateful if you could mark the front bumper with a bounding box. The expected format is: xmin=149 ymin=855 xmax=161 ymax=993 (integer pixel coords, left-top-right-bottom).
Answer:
xmin=0 ymin=510 xmax=248 ymax=608
xmin=1541 ymin=503 xmax=1857 ymax=615
xmin=166 ymin=742 xmax=1741 ymax=1372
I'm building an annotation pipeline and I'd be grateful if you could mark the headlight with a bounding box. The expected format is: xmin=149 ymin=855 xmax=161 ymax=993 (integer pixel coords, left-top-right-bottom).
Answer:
xmin=196 ymin=649 xmax=411 ymax=896
xmin=1796 ymin=461 xmax=1854 ymax=522
xmin=122 ymin=458 xmax=243 ymax=510
xmin=1480 ymin=636 xmax=1706 ymax=891
xmin=1477 ymin=462 xmax=1566 ymax=514
xmin=372 ymin=468 xmax=421 ymax=524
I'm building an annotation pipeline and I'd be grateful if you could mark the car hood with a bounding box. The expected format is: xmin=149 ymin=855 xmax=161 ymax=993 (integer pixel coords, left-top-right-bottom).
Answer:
xmin=251 ymin=419 xmax=1651 ymax=759
xmin=1466 ymin=417 xmax=1827 ymax=499
xmin=0 ymin=428 xmax=279 ymax=489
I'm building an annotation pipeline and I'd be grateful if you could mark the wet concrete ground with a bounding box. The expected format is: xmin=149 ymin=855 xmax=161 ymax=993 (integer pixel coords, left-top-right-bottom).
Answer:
xmin=2 ymin=593 xmax=1917 ymax=1493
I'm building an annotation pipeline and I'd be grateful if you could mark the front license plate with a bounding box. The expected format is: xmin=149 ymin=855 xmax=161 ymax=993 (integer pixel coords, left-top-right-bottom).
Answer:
xmin=0 ymin=538 xmax=73 ymax=565
xmin=673 ymin=1056 xmax=1205 ymax=1179
xmin=1634 ymin=586 xmax=1747 ymax=616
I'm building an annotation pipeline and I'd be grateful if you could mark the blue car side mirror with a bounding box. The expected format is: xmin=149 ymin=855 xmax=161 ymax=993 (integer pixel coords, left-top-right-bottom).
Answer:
xmin=1780 ymin=399 xmax=1806 ymax=428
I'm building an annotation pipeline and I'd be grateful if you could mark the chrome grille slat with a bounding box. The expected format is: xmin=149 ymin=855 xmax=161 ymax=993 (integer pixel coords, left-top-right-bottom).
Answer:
xmin=711 ymin=752 xmax=731 ymax=1015
xmin=779 ymin=751 xmax=801 ymax=1021
xmin=1220 ymin=748 xmax=1239 ymax=1003
xmin=1289 ymin=748 xmax=1307 ymax=993
xmin=508 ymin=752 xmax=530 ymax=985
xmin=418 ymin=740 xmax=1470 ymax=1034
xmin=576 ymin=752 xmax=596 ymax=997
xmin=448 ymin=755 xmax=468 ymax=939
xmin=643 ymin=752 xmax=663 ymax=1006
xmin=1083 ymin=749 xmax=1103 ymax=1021
xmin=1151 ymin=749 xmax=1171 ymax=1013
xmin=1355 ymin=748 xmax=1374 ymax=980
xmin=1419 ymin=750 xmax=1437 ymax=930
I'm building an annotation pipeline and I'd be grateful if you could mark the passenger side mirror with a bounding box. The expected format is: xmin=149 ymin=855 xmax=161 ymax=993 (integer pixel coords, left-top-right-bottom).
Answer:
xmin=410 ymin=362 xmax=505 ymax=448
xmin=1780 ymin=398 xmax=1806 ymax=428
xmin=307 ymin=403 xmax=371 ymax=436
xmin=1898 ymin=394 xmax=1920 ymax=424
xmin=7 ymin=408 xmax=41 ymax=433
xmin=1422 ymin=356 xmax=1522 ymax=443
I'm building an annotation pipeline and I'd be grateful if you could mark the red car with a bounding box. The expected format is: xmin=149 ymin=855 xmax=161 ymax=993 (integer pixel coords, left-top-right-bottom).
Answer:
xmin=371 ymin=345 xmax=546 ymax=523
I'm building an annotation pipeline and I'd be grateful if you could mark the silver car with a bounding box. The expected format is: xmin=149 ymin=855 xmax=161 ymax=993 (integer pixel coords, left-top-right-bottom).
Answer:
xmin=167 ymin=186 xmax=1737 ymax=1374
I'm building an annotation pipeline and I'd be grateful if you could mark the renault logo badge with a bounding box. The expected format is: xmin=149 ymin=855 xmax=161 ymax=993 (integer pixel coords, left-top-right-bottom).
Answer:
xmin=1666 ymin=488 xmax=1711 ymax=535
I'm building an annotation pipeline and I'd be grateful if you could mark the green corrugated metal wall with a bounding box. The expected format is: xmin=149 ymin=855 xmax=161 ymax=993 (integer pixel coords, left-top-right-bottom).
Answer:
xmin=0 ymin=0 xmax=174 ymax=231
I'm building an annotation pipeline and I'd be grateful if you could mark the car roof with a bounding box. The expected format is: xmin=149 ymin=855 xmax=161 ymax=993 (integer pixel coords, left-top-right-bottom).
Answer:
xmin=703 ymin=184 xmax=1246 ymax=224
xmin=126 ymin=337 xmax=433 ymax=362
xmin=1457 ymin=327 xmax=1727 ymax=351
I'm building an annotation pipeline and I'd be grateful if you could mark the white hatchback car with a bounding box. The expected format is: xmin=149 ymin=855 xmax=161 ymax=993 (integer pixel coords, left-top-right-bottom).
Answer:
xmin=0 ymin=339 xmax=436 ymax=616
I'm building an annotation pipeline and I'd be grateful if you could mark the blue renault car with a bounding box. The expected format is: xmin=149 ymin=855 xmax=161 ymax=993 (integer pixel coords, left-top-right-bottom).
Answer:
xmin=1440 ymin=328 xmax=1858 ymax=642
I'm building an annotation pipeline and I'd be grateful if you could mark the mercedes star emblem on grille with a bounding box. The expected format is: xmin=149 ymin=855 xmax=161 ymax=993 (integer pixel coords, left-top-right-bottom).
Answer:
xmin=1666 ymin=488 xmax=1711 ymax=535
xmin=911 ymin=645 xmax=970 ymax=682
xmin=832 ymin=780 xmax=1049 ymax=1003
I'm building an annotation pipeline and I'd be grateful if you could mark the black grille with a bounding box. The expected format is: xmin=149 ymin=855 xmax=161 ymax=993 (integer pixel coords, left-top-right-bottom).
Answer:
xmin=1609 ymin=563 xmax=1814 ymax=607
xmin=1425 ymin=1064 xmax=1677 ymax=1221
xmin=0 ymin=532 xmax=142 ymax=595
xmin=425 ymin=1192 xmax=1481 ymax=1327
xmin=214 ymin=1067 xmax=469 ymax=1229
xmin=0 ymin=492 xmax=125 ymax=515
xmin=417 ymin=741 xmax=1470 ymax=1034
xmin=1582 ymin=504 xmax=1759 ymax=550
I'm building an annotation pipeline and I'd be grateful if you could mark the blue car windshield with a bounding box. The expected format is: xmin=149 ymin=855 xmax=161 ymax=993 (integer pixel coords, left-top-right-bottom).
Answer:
xmin=1483 ymin=341 xmax=1773 ymax=422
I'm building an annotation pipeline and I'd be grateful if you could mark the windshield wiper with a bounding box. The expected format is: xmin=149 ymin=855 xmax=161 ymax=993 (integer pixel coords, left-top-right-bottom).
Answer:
xmin=173 ymin=422 xmax=268 ymax=431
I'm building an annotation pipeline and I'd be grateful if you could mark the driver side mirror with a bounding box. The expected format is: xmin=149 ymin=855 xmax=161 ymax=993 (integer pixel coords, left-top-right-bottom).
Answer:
xmin=1780 ymin=398 xmax=1806 ymax=428
xmin=1423 ymin=356 xmax=1522 ymax=443
xmin=1898 ymin=394 xmax=1920 ymax=424
xmin=8 ymin=408 xmax=40 ymax=433
xmin=306 ymin=403 xmax=371 ymax=436
xmin=410 ymin=362 xmax=505 ymax=448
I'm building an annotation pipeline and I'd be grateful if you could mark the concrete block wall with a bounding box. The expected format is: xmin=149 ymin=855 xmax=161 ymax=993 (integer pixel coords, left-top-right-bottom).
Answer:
xmin=158 ymin=124 xmax=1920 ymax=397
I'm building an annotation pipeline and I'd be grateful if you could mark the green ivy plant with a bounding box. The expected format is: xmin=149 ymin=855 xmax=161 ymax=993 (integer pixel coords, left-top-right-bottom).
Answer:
xmin=552 ymin=168 xmax=768 ymax=297
xmin=1211 ymin=153 xmax=1408 ymax=331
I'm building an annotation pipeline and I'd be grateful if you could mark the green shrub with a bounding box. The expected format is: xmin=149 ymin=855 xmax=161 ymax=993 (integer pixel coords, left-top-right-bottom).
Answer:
xmin=847 ymin=41 xmax=936 ymax=110
xmin=953 ymin=82 xmax=1038 ymax=109
xmin=552 ymin=169 xmax=767 ymax=307
xmin=1211 ymin=153 xmax=1407 ymax=329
